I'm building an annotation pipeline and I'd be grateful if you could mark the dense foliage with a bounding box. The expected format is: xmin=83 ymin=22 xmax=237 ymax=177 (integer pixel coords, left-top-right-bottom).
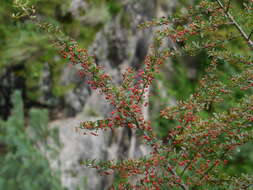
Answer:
xmin=0 ymin=91 xmax=63 ymax=190
xmin=11 ymin=0 xmax=253 ymax=189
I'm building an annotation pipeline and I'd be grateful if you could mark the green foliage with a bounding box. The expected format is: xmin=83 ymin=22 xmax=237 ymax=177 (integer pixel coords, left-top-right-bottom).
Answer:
xmin=78 ymin=24 xmax=104 ymax=48
xmin=106 ymin=0 xmax=122 ymax=16
xmin=225 ymin=142 xmax=253 ymax=175
xmin=0 ymin=0 xmax=69 ymax=103
xmin=86 ymin=0 xmax=122 ymax=16
xmin=0 ymin=91 xmax=63 ymax=190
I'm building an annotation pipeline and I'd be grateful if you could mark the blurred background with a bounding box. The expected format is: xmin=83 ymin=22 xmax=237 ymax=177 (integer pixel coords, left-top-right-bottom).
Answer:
xmin=0 ymin=0 xmax=252 ymax=189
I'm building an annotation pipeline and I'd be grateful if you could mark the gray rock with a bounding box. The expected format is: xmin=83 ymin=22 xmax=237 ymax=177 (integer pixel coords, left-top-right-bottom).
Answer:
xmin=50 ymin=114 xmax=106 ymax=190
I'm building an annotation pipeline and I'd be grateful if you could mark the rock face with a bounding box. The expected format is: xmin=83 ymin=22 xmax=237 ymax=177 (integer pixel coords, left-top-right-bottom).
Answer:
xmin=51 ymin=0 xmax=177 ymax=189
xmin=50 ymin=113 xmax=107 ymax=190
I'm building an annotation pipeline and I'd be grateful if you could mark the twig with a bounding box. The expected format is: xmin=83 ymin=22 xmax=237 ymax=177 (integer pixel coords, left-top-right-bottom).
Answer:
xmin=152 ymin=146 xmax=189 ymax=190
xmin=248 ymin=29 xmax=253 ymax=41
xmin=215 ymin=0 xmax=253 ymax=50
xmin=168 ymin=163 xmax=189 ymax=190
xmin=225 ymin=0 xmax=231 ymax=13
xmin=200 ymin=149 xmax=229 ymax=181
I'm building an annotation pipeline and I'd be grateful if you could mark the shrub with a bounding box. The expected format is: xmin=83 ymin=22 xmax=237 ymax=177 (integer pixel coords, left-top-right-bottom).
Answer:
xmin=0 ymin=91 xmax=63 ymax=190
xmin=13 ymin=0 xmax=252 ymax=189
